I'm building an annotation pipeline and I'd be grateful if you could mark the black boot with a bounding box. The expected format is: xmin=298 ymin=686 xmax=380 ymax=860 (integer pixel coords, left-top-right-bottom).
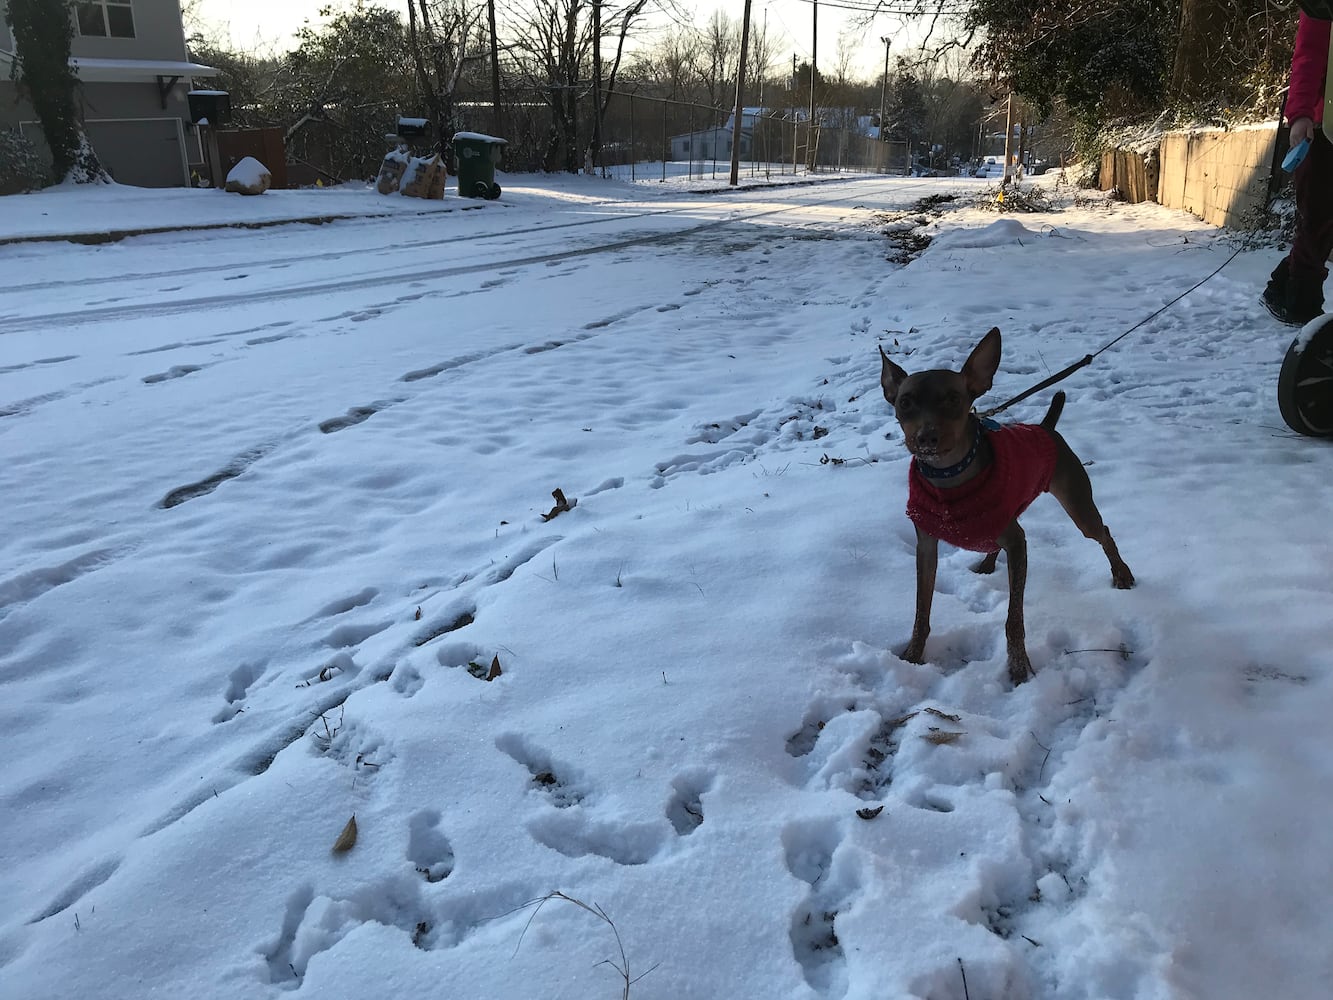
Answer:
xmin=1285 ymin=272 xmax=1325 ymax=326
xmin=1263 ymin=258 xmax=1289 ymax=315
xmin=1265 ymin=260 xmax=1325 ymax=326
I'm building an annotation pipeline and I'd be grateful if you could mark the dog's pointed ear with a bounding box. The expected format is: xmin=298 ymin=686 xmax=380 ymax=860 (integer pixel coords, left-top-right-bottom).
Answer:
xmin=879 ymin=345 xmax=910 ymax=406
xmin=962 ymin=328 xmax=1001 ymax=400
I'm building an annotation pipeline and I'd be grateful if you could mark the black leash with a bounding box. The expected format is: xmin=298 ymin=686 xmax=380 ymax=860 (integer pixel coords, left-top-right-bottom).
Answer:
xmin=978 ymin=245 xmax=1244 ymax=419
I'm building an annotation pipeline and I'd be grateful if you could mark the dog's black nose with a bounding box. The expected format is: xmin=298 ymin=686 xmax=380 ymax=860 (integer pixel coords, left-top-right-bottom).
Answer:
xmin=916 ymin=427 xmax=939 ymax=450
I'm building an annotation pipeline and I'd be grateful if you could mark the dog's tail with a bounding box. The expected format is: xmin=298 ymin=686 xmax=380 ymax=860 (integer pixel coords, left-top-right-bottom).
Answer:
xmin=1040 ymin=391 xmax=1066 ymax=430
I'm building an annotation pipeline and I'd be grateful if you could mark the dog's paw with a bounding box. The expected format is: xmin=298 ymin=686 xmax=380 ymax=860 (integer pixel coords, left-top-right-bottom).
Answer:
xmin=900 ymin=637 xmax=928 ymax=664
xmin=971 ymin=552 xmax=1000 ymax=575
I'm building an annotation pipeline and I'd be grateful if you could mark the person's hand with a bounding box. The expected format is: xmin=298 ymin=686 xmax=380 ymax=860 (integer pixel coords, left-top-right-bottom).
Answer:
xmin=1290 ymin=117 xmax=1316 ymax=148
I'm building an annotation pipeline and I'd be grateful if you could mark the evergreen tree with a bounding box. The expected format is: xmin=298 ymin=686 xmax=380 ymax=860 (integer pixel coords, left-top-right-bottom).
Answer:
xmin=4 ymin=0 xmax=107 ymax=182
xmin=279 ymin=5 xmax=418 ymax=179
xmin=884 ymin=62 xmax=926 ymax=142
xmin=792 ymin=61 xmax=826 ymax=107
xmin=965 ymin=0 xmax=1173 ymax=130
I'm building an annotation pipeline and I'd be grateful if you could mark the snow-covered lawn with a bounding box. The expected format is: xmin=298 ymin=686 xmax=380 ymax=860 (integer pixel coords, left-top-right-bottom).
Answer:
xmin=1 ymin=172 xmax=1328 ymax=1000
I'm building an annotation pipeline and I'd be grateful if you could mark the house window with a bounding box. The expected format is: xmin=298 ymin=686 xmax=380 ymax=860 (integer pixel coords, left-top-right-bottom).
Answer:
xmin=76 ymin=1 xmax=136 ymax=39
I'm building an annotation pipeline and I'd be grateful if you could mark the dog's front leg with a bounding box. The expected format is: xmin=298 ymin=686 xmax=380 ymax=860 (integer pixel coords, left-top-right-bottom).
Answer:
xmin=996 ymin=521 xmax=1034 ymax=685
xmin=902 ymin=527 xmax=938 ymax=663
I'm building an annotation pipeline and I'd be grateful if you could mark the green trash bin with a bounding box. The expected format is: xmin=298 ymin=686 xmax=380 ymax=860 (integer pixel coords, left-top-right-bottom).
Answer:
xmin=452 ymin=131 xmax=506 ymax=200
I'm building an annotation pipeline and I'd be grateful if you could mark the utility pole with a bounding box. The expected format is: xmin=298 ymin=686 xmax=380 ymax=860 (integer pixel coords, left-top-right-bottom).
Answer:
xmin=591 ymin=0 xmax=602 ymax=175
xmin=758 ymin=7 xmax=767 ymax=106
xmin=878 ymin=37 xmax=890 ymax=171
xmin=1017 ymin=114 xmax=1029 ymax=180
xmin=792 ymin=53 xmax=798 ymax=173
xmin=729 ymin=0 xmax=753 ymax=186
xmin=807 ymin=0 xmax=818 ymax=171
xmin=1000 ymin=92 xmax=1014 ymax=186
xmin=487 ymin=0 xmax=501 ymax=138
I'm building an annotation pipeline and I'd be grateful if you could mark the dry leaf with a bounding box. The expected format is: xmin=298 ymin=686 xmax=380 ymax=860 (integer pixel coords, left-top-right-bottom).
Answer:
xmin=486 ymin=655 xmax=502 ymax=681
xmin=884 ymin=711 xmax=919 ymax=729
xmin=924 ymin=707 xmax=962 ymax=723
xmin=856 ymin=805 xmax=884 ymax=820
xmin=540 ymin=488 xmax=576 ymax=522
xmin=331 ymin=814 xmax=358 ymax=853
xmin=922 ymin=730 xmax=964 ymax=746
xmin=414 ymin=606 xmax=422 ymax=621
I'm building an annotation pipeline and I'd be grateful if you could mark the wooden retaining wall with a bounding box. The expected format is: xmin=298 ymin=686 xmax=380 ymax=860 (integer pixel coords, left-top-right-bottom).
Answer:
xmin=1099 ymin=146 xmax=1159 ymax=204
xmin=1099 ymin=124 xmax=1278 ymax=229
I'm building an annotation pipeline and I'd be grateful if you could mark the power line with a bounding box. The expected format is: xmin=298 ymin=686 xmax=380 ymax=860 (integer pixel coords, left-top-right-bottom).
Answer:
xmin=784 ymin=0 xmax=969 ymax=12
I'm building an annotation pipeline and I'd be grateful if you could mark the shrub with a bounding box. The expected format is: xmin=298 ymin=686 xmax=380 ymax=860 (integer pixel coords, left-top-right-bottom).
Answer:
xmin=0 ymin=129 xmax=50 ymax=194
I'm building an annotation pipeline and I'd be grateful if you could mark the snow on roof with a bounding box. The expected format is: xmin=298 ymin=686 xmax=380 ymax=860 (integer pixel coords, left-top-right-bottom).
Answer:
xmin=70 ymin=57 xmax=220 ymax=82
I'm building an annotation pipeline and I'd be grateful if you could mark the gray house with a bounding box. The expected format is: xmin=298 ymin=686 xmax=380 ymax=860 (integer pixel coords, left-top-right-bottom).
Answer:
xmin=0 ymin=0 xmax=217 ymax=186
xmin=670 ymin=108 xmax=768 ymax=163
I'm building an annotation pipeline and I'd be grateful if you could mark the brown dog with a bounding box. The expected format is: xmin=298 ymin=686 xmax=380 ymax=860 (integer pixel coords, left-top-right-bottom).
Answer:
xmin=880 ymin=328 xmax=1133 ymax=685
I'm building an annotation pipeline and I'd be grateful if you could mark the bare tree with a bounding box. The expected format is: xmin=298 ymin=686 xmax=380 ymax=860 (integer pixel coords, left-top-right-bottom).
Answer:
xmin=502 ymin=0 xmax=590 ymax=170
xmin=624 ymin=28 xmax=696 ymax=101
xmin=746 ymin=15 xmax=783 ymax=107
xmin=586 ymin=0 xmax=652 ymax=168
xmin=405 ymin=0 xmax=487 ymax=152
xmin=501 ymin=0 xmax=670 ymax=171
xmin=700 ymin=10 xmax=740 ymax=108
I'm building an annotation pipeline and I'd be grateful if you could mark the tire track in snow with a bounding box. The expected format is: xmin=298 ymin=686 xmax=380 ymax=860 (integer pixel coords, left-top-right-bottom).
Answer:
xmin=0 ymin=182 xmax=925 ymax=334
xmin=0 ymin=204 xmax=700 ymax=296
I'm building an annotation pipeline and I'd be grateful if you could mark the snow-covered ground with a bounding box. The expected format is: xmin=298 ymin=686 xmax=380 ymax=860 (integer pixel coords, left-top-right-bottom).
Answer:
xmin=1 ymin=171 xmax=1329 ymax=1000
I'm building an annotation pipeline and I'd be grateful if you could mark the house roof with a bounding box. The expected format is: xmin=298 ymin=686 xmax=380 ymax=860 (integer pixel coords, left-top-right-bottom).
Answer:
xmin=0 ymin=50 xmax=220 ymax=81
xmin=70 ymin=57 xmax=220 ymax=82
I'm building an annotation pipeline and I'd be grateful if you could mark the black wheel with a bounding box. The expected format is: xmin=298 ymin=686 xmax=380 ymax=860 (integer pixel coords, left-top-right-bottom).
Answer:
xmin=488 ymin=182 xmax=501 ymax=200
xmin=1278 ymin=313 xmax=1333 ymax=437
xmin=473 ymin=180 xmax=491 ymax=198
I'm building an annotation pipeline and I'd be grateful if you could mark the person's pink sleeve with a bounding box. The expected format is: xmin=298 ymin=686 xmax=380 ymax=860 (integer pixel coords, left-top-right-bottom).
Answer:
xmin=1288 ymin=12 xmax=1331 ymax=124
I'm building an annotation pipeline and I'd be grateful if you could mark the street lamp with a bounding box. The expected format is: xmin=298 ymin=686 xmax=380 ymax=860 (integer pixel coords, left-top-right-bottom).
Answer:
xmin=878 ymin=37 xmax=891 ymax=142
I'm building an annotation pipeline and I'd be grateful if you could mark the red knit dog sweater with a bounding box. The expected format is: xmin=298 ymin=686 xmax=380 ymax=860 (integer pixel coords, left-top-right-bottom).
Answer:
xmin=906 ymin=424 xmax=1057 ymax=553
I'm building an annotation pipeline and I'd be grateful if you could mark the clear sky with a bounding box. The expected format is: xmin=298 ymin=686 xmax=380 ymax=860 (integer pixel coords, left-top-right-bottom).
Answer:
xmin=190 ymin=0 xmax=931 ymax=81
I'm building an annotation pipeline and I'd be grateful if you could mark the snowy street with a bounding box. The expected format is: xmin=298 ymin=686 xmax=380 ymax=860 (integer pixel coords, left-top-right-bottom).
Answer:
xmin=1 ymin=173 xmax=1329 ymax=1000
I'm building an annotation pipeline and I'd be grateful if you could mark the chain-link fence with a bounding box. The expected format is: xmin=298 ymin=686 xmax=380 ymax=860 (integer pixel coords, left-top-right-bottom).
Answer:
xmin=276 ymin=87 xmax=910 ymax=185
xmin=590 ymin=91 xmax=906 ymax=182
xmin=455 ymin=88 xmax=908 ymax=183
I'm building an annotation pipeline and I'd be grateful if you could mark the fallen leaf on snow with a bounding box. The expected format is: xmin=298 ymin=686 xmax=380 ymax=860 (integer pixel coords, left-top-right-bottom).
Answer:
xmin=922 ymin=730 xmax=964 ymax=746
xmin=540 ymin=488 xmax=577 ymax=522
xmin=332 ymin=815 xmax=358 ymax=853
